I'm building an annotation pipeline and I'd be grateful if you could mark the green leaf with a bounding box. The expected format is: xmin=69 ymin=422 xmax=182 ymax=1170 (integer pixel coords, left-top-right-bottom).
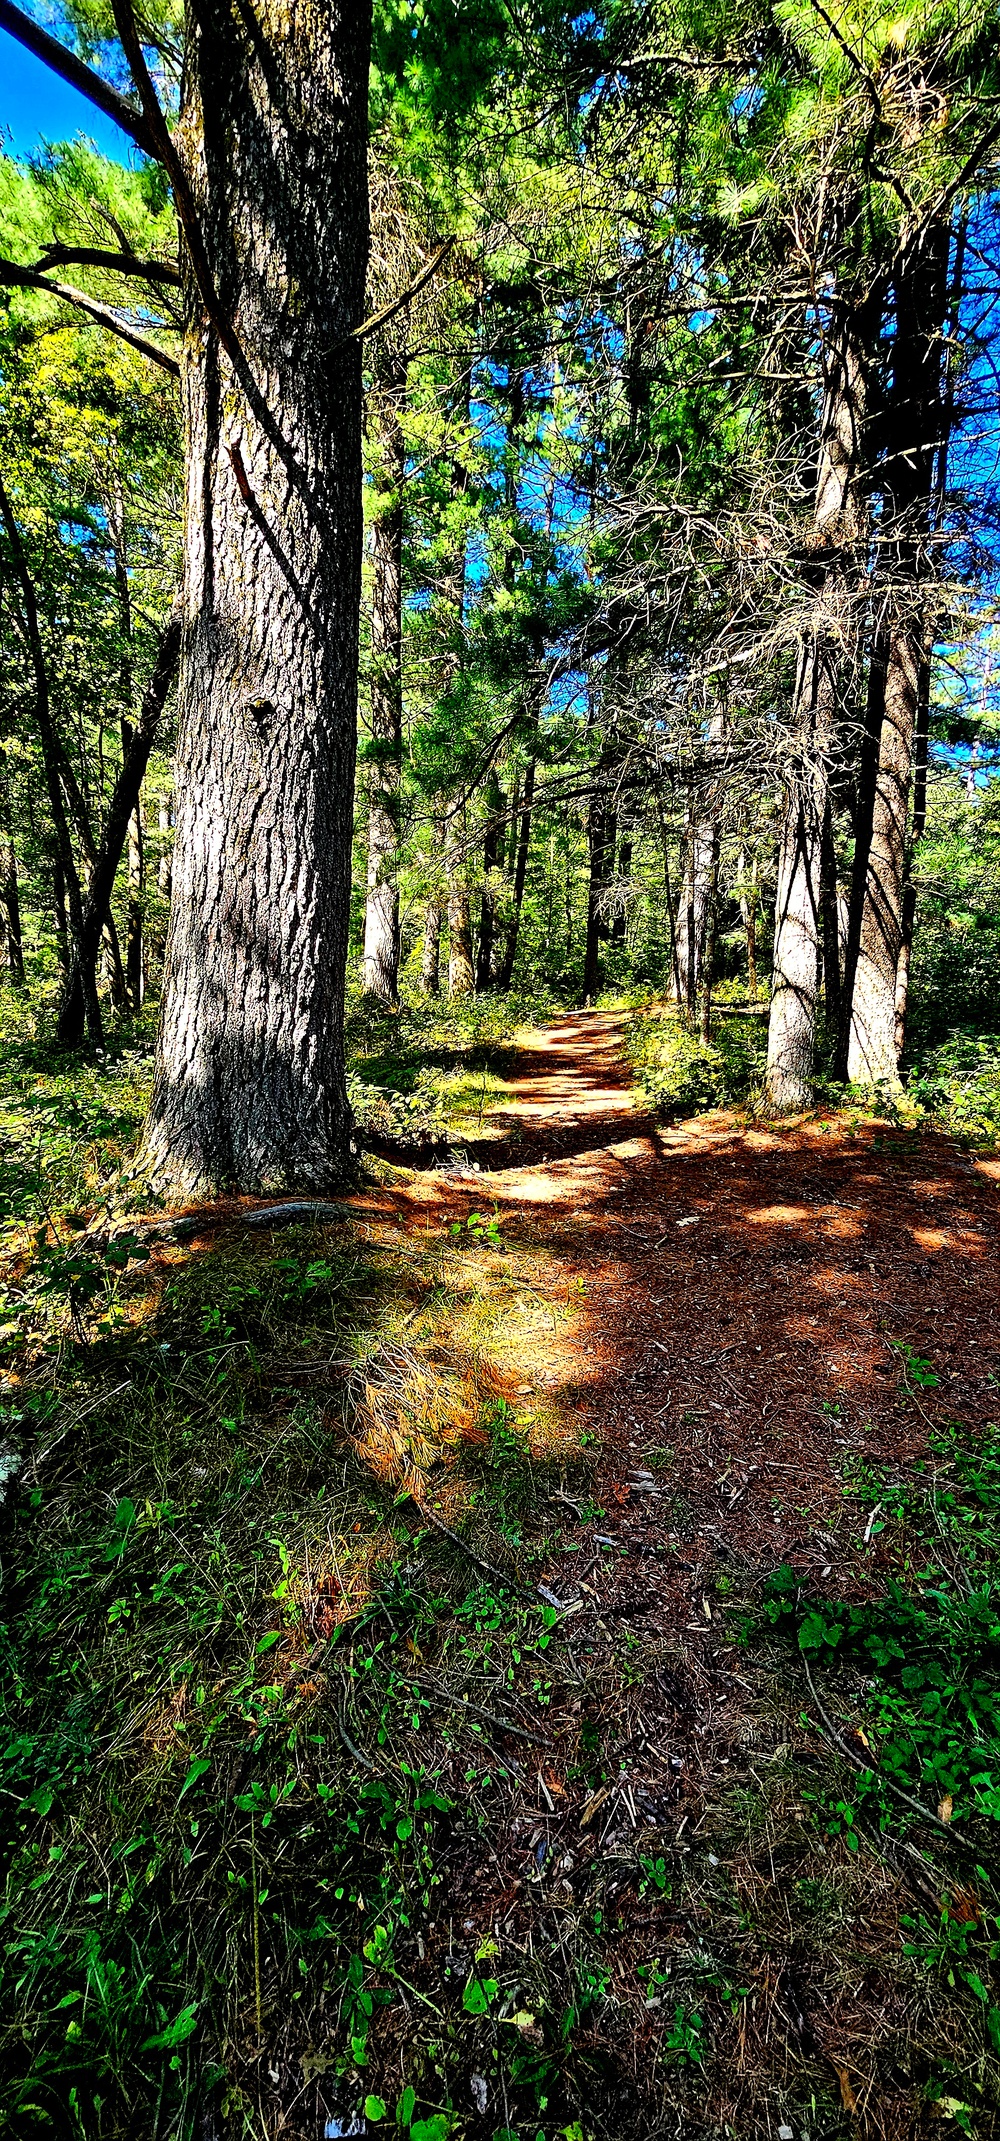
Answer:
xmin=409 ymin=2120 xmax=450 ymax=2141
xmin=462 ymin=1976 xmax=498 ymax=2014
xmin=397 ymin=2085 xmax=417 ymax=2125
xmin=142 ymin=2002 xmax=199 ymax=2051
xmin=256 ymin=1630 xmax=280 ymax=1653
xmin=178 ymin=1757 xmax=211 ymax=1800
xmin=365 ymin=2097 xmax=387 ymax=2123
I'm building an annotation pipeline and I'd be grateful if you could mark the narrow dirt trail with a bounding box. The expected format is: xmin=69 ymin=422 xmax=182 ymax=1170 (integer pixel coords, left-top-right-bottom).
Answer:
xmin=385 ymin=1007 xmax=1000 ymax=1614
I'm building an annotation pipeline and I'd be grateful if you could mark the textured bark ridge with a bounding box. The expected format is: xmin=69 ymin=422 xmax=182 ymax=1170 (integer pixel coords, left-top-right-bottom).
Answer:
xmin=144 ymin=0 xmax=371 ymax=1195
xmin=766 ymin=285 xmax=872 ymax=1112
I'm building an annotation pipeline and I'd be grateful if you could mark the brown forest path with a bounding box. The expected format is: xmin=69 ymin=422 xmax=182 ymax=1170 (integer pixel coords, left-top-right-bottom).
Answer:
xmin=383 ymin=1007 xmax=1000 ymax=1607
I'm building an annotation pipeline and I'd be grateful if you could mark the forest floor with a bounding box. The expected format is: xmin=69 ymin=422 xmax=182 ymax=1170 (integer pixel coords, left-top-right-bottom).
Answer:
xmin=3 ymin=1006 xmax=1000 ymax=2141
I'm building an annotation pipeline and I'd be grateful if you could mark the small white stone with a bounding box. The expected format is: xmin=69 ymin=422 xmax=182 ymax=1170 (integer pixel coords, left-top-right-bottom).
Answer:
xmin=778 ymin=2126 xmax=795 ymax=2139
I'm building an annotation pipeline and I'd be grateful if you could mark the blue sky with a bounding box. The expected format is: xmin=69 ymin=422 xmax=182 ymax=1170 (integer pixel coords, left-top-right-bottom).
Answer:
xmin=1 ymin=25 xmax=131 ymax=161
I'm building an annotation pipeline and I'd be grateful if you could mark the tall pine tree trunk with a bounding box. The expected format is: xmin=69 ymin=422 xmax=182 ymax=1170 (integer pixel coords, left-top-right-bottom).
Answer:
xmin=847 ymin=225 xmax=948 ymax=1088
xmin=767 ymin=284 xmax=873 ymax=1111
xmin=361 ymin=351 xmax=405 ymax=1002
xmin=894 ymin=641 xmax=930 ymax=1060
xmin=144 ymin=0 xmax=371 ymax=1192
xmin=112 ymin=520 xmax=145 ymax=1014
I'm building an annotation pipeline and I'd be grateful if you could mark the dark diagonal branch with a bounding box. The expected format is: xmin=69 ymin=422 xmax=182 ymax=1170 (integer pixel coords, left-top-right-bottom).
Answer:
xmin=0 ymin=257 xmax=180 ymax=377
xmin=0 ymin=0 xmax=157 ymax=157
xmin=57 ymin=601 xmax=182 ymax=1047
xmin=35 ymin=245 xmax=182 ymax=286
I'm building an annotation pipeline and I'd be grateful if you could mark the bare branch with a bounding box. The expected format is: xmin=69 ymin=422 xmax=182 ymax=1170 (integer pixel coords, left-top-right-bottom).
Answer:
xmin=34 ymin=245 xmax=181 ymax=286
xmin=0 ymin=257 xmax=180 ymax=377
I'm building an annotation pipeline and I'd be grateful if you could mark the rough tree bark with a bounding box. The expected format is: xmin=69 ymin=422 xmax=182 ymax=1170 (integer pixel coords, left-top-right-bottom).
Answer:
xmin=894 ymin=640 xmax=930 ymax=1060
xmin=766 ymin=282 xmax=873 ymax=1112
xmin=847 ymin=226 xmax=948 ymax=1088
xmin=110 ymin=501 xmax=145 ymax=1011
xmin=140 ymin=0 xmax=372 ymax=1191
xmin=361 ymin=348 xmax=405 ymax=1002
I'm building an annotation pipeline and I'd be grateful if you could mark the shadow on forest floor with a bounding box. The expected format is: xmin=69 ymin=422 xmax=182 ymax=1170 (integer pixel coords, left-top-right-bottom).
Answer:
xmin=2 ymin=1010 xmax=1000 ymax=2141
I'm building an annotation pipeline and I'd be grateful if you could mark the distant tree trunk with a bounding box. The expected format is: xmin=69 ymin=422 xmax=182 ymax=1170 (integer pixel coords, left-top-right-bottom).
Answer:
xmin=837 ymin=626 xmax=887 ymax=1078
xmin=124 ymin=788 xmax=145 ymax=1009
xmin=737 ymin=847 xmax=758 ymax=999
xmin=0 ymin=754 xmax=24 ymax=987
xmin=52 ymin=856 xmax=69 ymax=973
xmin=361 ymin=350 xmax=405 ymax=1002
xmin=611 ymin=813 xmax=632 ymax=946
xmin=674 ymin=786 xmax=715 ymax=1010
xmin=446 ymin=810 xmax=474 ymax=998
xmin=583 ymin=790 xmax=613 ymax=1000
xmin=699 ymin=830 xmax=719 ymax=1043
xmin=767 ymin=282 xmax=874 ymax=1111
xmin=847 ymin=225 xmax=948 ymax=1088
xmin=819 ymin=795 xmax=842 ymax=1040
xmin=0 ymin=473 xmax=99 ymax=1038
xmin=654 ymin=791 xmax=682 ymax=1003
xmin=475 ymin=775 xmax=504 ymax=991
xmin=421 ymin=890 xmax=442 ymax=994
xmin=57 ymin=608 xmax=181 ymax=1045
xmin=494 ymin=751 xmax=535 ymax=991
xmin=143 ymin=0 xmax=371 ymax=1192
xmin=420 ymin=815 xmax=444 ymax=995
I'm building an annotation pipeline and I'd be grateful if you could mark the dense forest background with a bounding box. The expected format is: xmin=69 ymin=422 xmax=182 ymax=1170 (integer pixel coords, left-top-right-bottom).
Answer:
xmin=3 ymin=3 xmax=1000 ymax=2140
xmin=0 ymin=0 xmax=999 ymax=1125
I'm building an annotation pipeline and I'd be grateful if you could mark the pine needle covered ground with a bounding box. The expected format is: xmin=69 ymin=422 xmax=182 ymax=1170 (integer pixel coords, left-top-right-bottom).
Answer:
xmin=1 ymin=1001 xmax=999 ymax=2141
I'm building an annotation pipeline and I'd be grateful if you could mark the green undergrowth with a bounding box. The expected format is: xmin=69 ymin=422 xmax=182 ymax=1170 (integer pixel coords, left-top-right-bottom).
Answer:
xmin=754 ymin=1399 xmax=1000 ymax=2130
xmin=624 ymin=1003 xmax=767 ymax=1118
xmin=345 ymin=984 xmax=558 ymax=1151
xmin=906 ymin=1031 xmax=1000 ymax=1147
xmin=0 ymin=1202 xmax=604 ymax=2139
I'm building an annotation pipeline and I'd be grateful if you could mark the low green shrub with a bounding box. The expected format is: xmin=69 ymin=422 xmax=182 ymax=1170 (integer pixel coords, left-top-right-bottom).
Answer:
xmin=626 ymin=1008 xmax=767 ymax=1117
xmin=908 ymin=1030 xmax=1000 ymax=1145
